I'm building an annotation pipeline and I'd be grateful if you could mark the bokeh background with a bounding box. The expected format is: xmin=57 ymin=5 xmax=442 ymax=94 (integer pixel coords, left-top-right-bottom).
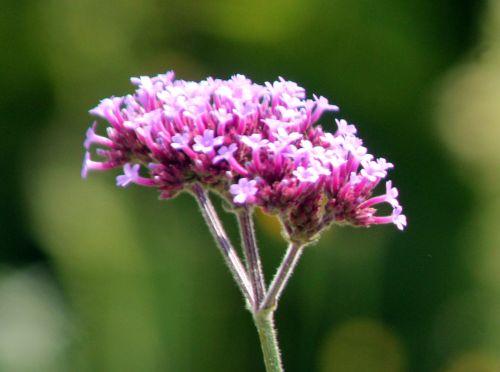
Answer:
xmin=1 ymin=0 xmax=499 ymax=371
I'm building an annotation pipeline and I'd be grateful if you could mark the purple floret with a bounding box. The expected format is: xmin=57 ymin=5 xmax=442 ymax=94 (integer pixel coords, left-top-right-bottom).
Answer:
xmin=82 ymin=71 xmax=406 ymax=242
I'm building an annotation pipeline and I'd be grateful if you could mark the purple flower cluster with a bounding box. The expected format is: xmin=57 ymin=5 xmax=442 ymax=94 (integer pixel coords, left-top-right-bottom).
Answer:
xmin=83 ymin=72 xmax=406 ymax=242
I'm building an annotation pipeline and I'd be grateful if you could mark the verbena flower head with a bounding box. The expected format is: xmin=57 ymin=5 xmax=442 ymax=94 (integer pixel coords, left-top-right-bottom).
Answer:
xmin=83 ymin=71 xmax=406 ymax=243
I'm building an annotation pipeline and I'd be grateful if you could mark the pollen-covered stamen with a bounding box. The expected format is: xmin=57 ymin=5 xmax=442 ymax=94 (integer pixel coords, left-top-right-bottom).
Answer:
xmin=116 ymin=163 xmax=155 ymax=187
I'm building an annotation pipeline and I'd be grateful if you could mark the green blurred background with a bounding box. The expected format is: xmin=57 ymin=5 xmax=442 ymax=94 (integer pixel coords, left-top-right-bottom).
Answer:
xmin=1 ymin=0 xmax=500 ymax=371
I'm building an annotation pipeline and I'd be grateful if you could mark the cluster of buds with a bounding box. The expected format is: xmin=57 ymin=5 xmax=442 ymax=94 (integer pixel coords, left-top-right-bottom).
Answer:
xmin=82 ymin=71 xmax=406 ymax=243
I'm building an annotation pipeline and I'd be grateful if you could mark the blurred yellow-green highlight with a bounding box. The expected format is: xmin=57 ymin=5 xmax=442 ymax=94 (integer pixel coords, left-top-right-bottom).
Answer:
xmin=0 ymin=0 xmax=499 ymax=371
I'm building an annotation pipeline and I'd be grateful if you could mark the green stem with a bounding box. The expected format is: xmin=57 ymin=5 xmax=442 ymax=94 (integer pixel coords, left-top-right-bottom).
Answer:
xmin=190 ymin=183 xmax=255 ymax=306
xmin=260 ymin=243 xmax=304 ymax=312
xmin=238 ymin=208 xmax=266 ymax=308
xmin=253 ymin=310 xmax=283 ymax=372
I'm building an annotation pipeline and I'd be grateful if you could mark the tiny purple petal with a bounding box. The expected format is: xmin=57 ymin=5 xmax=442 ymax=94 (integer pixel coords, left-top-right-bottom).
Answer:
xmin=393 ymin=206 xmax=407 ymax=230
xmin=229 ymin=178 xmax=258 ymax=204
xmin=213 ymin=143 xmax=238 ymax=164
xmin=82 ymin=71 xmax=406 ymax=233
xmin=361 ymin=158 xmax=394 ymax=182
xmin=240 ymin=134 xmax=269 ymax=150
xmin=81 ymin=151 xmax=117 ymax=178
xmin=84 ymin=122 xmax=114 ymax=150
xmin=293 ymin=166 xmax=319 ymax=183
xmin=116 ymin=163 xmax=141 ymax=187
xmin=171 ymin=132 xmax=190 ymax=150
xmin=311 ymin=159 xmax=331 ymax=176
xmin=314 ymin=95 xmax=340 ymax=112
xmin=81 ymin=152 xmax=91 ymax=178
xmin=84 ymin=123 xmax=98 ymax=149
xmin=193 ymin=129 xmax=224 ymax=153
xmin=385 ymin=181 xmax=400 ymax=207
xmin=335 ymin=119 xmax=357 ymax=136
xmin=275 ymin=127 xmax=302 ymax=143
xmin=89 ymin=97 xmax=124 ymax=125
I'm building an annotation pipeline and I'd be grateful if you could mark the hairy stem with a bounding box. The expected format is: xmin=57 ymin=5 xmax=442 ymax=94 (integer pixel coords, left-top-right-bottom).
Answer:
xmin=190 ymin=183 xmax=255 ymax=306
xmin=253 ymin=310 xmax=283 ymax=372
xmin=260 ymin=243 xmax=304 ymax=311
xmin=238 ymin=208 xmax=266 ymax=308
xmin=191 ymin=188 xmax=305 ymax=371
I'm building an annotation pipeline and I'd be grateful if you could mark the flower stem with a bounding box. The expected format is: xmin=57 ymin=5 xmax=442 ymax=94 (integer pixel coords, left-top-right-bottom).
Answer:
xmin=253 ymin=242 xmax=305 ymax=371
xmin=192 ymin=189 xmax=305 ymax=371
xmin=190 ymin=183 xmax=255 ymax=307
xmin=260 ymin=243 xmax=304 ymax=311
xmin=238 ymin=208 xmax=266 ymax=308
xmin=253 ymin=310 xmax=283 ymax=372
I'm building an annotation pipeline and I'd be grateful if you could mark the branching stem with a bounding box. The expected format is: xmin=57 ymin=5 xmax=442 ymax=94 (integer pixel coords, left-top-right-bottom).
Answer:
xmin=192 ymin=183 xmax=307 ymax=371
xmin=260 ymin=242 xmax=304 ymax=312
xmin=190 ymin=183 xmax=255 ymax=307
xmin=238 ymin=208 xmax=266 ymax=308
